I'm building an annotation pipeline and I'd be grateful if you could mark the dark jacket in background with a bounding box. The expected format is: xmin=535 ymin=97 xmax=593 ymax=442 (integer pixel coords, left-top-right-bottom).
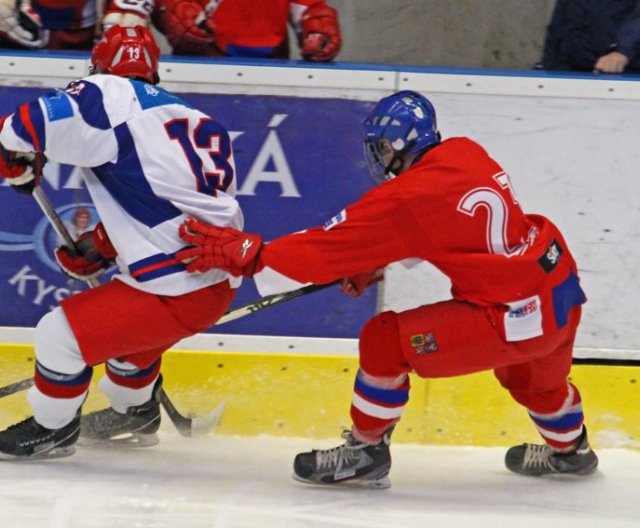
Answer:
xmin=541 ymin=0 xmax=640 ymax=72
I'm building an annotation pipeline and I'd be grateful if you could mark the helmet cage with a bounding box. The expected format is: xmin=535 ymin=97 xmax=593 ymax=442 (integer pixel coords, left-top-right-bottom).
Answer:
xmin=362 ymin=91 xmax=440 ymax=184
xmin=363 ymin=138 xmax=408 ymax=184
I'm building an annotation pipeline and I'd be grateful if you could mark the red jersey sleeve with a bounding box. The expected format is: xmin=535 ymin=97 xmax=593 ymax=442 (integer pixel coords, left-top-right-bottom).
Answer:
xmin=260 ymin=183 xmax=425 ymax=285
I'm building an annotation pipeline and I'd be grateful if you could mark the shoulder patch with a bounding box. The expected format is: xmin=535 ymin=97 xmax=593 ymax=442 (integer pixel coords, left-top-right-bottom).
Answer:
xmin=42 ymin=90 xmax=74 ymax=122
xmin=538 ymin=238 xmax=563 ymax=273
xmin=323 ymin=209 xmax=347 ymax=231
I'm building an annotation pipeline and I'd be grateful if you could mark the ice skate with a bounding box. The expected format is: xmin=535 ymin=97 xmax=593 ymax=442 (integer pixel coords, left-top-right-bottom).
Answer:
xmin=505 ymin=427 xmax=598 ymax=476
xmin=293 ymin=428 xmax=393 ymax=489
xmin=0 ymin=413 xmax=80 ymax=460
xmin=80 ymin=377 xmax=161 ymax=447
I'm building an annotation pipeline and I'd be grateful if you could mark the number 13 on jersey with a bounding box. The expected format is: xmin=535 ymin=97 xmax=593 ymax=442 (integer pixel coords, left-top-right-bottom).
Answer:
xmin=165 ymin=117 xmax=235 ymax=197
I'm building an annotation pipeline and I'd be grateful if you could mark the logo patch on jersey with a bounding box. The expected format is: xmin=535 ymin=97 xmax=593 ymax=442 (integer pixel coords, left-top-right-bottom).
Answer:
xmin=43 ymin=91 xmax=74 ymax=122
xmin=537 ymin=238 xmax=563 ymax=273
xmin=144 ymin=84 xmax=160 ymax=97
xmin=410 ymin=332 xmax=439 ymax=355
xmin=507 ymin=298 xmax=538 ymax=318
xmin=323 ymin=209 xmax=347 ymax=231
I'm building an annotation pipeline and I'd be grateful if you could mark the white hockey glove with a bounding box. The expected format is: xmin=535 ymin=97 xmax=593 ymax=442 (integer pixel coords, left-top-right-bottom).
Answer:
xmin=101 ymin=0 xmax=155 ymax=32
xmin=0 ymin=0 xmax=47 ymax=48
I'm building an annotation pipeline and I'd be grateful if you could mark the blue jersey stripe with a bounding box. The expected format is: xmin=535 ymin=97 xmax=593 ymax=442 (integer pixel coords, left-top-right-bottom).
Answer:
xmin=12 ymin=101 xmax=46 ymax=149
xmin=130 ymin=79 xmax=195 ymax=111
xmin=93 ymin=123 xmax=183 ymax=229
xmin=552 ymin=272 xmax=586 ymax=328
xmin=129 ymin=251 xmax=188 ymax=282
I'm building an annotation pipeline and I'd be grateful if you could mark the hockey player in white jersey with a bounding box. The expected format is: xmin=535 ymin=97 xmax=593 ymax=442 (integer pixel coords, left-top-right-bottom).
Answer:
xmin=0 ymin=24 xmax=243 ymax=459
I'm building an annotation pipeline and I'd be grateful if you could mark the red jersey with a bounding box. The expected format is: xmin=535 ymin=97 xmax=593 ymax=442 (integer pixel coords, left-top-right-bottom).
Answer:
xmin=32 ymin=0 xmax=97 ymax=30
xmin=211 ymin=0 xmax=315 ymax=49
xmin=197 ymin=0 xmax=317 ymax=55
xmin=255 ymin=137 xmax=586 ymax=341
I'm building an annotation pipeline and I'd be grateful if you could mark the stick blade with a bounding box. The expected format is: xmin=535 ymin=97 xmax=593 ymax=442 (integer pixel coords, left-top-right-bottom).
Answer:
xmin=190 ymin=400 xmax=226 ymax=436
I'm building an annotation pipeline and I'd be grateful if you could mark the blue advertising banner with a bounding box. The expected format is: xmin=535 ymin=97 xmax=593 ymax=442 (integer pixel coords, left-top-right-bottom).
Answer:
xmin=0 ymin=85 xmax=377 ymax=338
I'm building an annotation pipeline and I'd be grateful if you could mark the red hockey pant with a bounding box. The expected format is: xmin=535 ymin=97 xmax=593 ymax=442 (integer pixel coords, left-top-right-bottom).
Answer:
xmin=352 ymin=299 xmax=581 ymax=440
xmin=62 ymin=278 xmax=235 ymax=368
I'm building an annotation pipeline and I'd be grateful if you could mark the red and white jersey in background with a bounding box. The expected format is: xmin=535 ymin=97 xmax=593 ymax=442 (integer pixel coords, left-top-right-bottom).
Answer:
xmin=255 ymin=137 xmax=586 ymax=341
xmin=32 ymin=0 xmax=97 ymax=30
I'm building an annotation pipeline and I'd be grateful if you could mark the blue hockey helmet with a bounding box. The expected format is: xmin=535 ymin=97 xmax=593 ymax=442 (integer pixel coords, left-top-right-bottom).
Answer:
xmin=362 ymin=90 xmax=440 ymax=183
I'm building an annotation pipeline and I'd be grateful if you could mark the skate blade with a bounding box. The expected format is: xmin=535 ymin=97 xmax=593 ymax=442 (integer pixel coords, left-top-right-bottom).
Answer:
xmin=77 ymin=432 xmax=159 ymax=449
xmin=292 ymin=473 xmax=391 ymax=490
xmin=0 ymin=444 xmax=76 ymax=461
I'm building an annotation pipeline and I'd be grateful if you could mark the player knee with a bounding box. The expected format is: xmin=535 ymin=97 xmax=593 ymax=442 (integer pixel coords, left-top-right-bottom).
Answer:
xmin=359 ymin=311 xmax=408 ymax=378
xmin=34 ymin=308 xmax=86 ymax=375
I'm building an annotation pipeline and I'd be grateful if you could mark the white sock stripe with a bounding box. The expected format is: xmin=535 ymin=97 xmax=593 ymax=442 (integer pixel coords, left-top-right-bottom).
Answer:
xmin=351 ymin=392 xmax=404 ymax=420
xmin=529 ymin=401 xmax=583 ymax=420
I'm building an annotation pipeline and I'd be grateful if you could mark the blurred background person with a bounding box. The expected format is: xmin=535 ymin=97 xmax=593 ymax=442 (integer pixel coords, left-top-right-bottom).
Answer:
xmin=539 ymin=0 xmax=640 ymax=73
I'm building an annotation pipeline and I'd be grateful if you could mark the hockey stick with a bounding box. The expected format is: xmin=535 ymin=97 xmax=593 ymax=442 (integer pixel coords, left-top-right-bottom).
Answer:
xmin=157 ymin=282 xmax=337 ymax=435
xmin=216 ymin=282 xmax=336 ymax=325
xmin=0 ymin=377 xmax=35 ymax=398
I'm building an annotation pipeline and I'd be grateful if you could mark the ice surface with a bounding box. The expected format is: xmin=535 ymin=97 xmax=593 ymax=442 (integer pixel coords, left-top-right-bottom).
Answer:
xmin=0 ymin=422 xmax=637 ymax=528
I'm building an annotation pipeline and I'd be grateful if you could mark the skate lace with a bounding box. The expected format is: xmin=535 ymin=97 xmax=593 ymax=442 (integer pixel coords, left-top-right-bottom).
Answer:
xmin=522 ymin=444 xmax=555 ymax=469
xmin=316 ymin=430 xmax=366 ymax=471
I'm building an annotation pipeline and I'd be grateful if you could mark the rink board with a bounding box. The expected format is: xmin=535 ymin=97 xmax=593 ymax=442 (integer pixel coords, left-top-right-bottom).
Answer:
xmin=0 ymin=344 xmax=637 ymax=450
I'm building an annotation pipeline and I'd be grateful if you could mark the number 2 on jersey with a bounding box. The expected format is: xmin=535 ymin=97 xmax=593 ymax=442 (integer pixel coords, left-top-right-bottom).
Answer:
xmin=165 ymin=118 xmax=234 ymax=196
xmin=457 ymin=172 xmax=528 ymax=257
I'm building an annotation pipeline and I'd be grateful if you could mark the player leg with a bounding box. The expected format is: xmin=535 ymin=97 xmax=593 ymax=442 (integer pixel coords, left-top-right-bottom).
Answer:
xmin=496 ymin=308 xmax=598 ymax=476
xmin=293 ymin=299 xmax=561 ymax=487
xmin=293 ymin=310 xmax=414 ymax=488
xmin=80 ymin=357 xmax=163 ymax=446
xmin=0 ymin=307 xmax=90 ymax=460
xmin=63 ymin=279 xmax=235 ymax=446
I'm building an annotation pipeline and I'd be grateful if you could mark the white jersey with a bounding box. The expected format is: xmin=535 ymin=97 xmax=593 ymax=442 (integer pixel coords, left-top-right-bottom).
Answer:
xmin=0 ymin=74 xmax=243 ymax=296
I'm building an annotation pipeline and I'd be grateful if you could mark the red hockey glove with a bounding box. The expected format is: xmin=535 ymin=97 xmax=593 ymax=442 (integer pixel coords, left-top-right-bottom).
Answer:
xmin=156 ymin=0 xmax=214 ymax=55
xmin=300 ymin=3 xmax=341 ymax=62
xmin=340 ymin=268 xmax=384 ymax=297
xmin=0 ymin=0 xmax=47 ymax=49
xmin=177 ymin=217 xmax=263 ymax=277
xmin=0 ymin=142 xmax=40 ymax=195
xmin=55 ymin=223 xmax=117 ymax=281
xmin=101 ymin=0 xmax=154 ymax=32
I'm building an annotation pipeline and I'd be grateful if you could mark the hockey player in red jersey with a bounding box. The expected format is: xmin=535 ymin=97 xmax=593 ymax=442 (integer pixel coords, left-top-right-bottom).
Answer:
xmin=0 ymin=25 xmax=243 ymax=459
xmin=152 ymin=0 xmax=341 ymax=60
xmin=176 ymin=91 xmax=599 ymax=486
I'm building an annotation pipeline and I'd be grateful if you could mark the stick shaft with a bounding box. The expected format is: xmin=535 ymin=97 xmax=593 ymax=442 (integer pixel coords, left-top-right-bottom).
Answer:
xmin=217 ymin=282 xmax=336 ymax=325
xmin=32 ymin=186 xmax=101 ymax=288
